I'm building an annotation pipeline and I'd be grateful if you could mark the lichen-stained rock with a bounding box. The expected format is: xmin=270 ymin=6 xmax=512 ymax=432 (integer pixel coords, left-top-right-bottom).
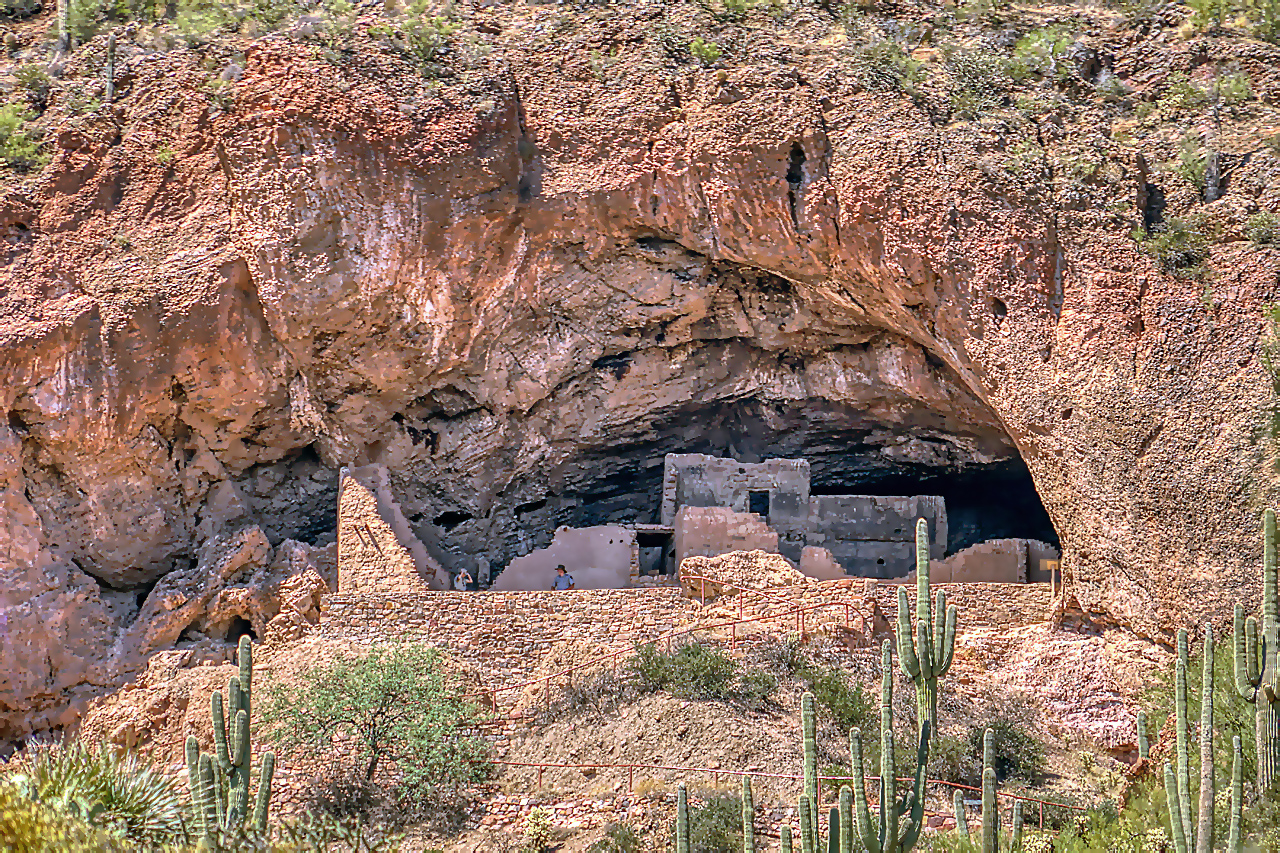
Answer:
xmin=0 ymin=24 xmax=1277 ymax=743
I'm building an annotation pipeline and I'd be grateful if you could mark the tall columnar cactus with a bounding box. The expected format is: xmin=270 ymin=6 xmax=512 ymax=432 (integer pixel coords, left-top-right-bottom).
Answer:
xmin=676 ymin=783 xmax=690 ymax=853
xmin=802 ymin=692 xmax=819 ymax=843
xmin=800 ymin=796 xmax=816 ymax=853
xmin=953 ymin=729 xmax=1022 ymax=853
xmin=1165 ymin=627 xmax=1216 ymax=853
xmin=898 ymin=518 xmax=957 ymax=734
xmin=981 ymin=730 xmax=998 ymax=853
xmin=846 ymin=639 xmax=931 ymax=853
xmin=838 ymin=786 xmax=853 ymax=853
xmin=186 ymin=636 xmax=275 ymax=837
xmin=828 ymin=806 xmax=839 ymax=853
xmin=104 ymin=32 xmax=116 ymax=104
xmin=742 ymin=776 xmax=755 ymax=853
xmin=1137 ymin=711 xmax=1150 ymax=760
xmin=1229 ymin=735 xmax=1243 ymax=853
xmin=782 ymin=824 xmax=794 ymax=853
xmin=55 ymin=0 xmax=69 ymax=52
xmin=1234 ymin=507 xmax=1280 ymax=793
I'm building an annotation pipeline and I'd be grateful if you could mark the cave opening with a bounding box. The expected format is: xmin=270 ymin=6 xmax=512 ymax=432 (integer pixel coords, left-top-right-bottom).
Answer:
xmin=225 ymin=616 xmax=257 ymax=644
xmin=482 ymin=395 xmax=1059 ymax=575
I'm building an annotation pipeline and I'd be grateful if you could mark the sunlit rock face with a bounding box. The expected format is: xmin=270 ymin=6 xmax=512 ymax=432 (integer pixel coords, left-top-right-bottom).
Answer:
xmin=0 ymin=39 xmax=1275 ymax=742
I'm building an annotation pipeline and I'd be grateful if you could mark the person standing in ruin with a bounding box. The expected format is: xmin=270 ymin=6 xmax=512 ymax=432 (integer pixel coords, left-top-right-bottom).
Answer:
xmin=551 ymin=564 xmax=575 ymax=591
xmin=454 ymin=568 xmax=473 ymax=591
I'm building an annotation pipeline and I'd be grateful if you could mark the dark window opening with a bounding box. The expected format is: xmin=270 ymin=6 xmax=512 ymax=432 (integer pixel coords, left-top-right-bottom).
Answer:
xmin=433 ymin=510 xmax=473 ymax=531
xmin=748 ymin=490 xmax=771 ymax=518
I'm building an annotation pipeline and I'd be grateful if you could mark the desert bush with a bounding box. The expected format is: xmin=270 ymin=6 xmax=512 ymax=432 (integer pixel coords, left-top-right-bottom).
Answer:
xmin=1010 ymin=26 xmax=1075 ymax=82
xmin=686 ymin=792 xmax=742 ymax=853
xmin=966 ymin=714 xmax=1047 ymax=784
xmin=629 ymin=641 xmax=776 ymax=706
xmin=688 ymin=36 xmax=722 ymax=65
xmin=701 ymin=0 xmax=753 ymax=21
xmin=927 ymin=732 xmax=980 ymax=786
xmin=1246 ymin=211 xmax=1279 ymax=245
xmin=1134 ymin=216 xmax=1210 ymax=277
xmin=800 ymin=664 xmax=873 ymax=734
xmin=0 ymin=0 xmax=39 ymax=18
xmin=1185 ymin=0 xmax=1234 ymax=28
xmin=845 ymin=40 xmax=925 ymax=94
xmin=1173 ymin=134 xmax=1207 ymax=192
xmin=522 ymin=807 xmax=554 ymax=852
xmin=4 ymin=740 xmax=184 ymax=844
xmin=736 ymin=669 xmax=778 ymax=710
xmin=587 ymin=822 xmax=643 ymax=852
xmin=13 ymin=64 xmax=52 ymax=111
xmin=1217 ymin=70 xmax=1252 ymax=105
xmin=754 ymin=633 xmax=805 ymax=675
xmin=555 ymin=667 xmax=634 ymax=716
xmin=1158 ymin=72 xmax=1209 ymax=114
xmin=261 ymin=642 xmax=491 ymax=801
xmin=947 ymin=49 xmax=1010 ymax=119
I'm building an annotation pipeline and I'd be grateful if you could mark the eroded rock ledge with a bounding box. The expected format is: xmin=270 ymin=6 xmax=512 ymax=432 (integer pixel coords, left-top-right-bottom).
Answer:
xmin=0 ymin=34 xmax=1276 ymax=741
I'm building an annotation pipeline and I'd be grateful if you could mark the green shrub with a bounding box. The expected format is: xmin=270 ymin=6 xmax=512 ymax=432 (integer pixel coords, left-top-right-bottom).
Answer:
xmin=523 ymin=807 xmax=554 ymax=852
xmin=687 ymin=792 xmax=742 ymax=853
xmin=0 ymin=103 xmax=45 ymax=170
xmin=1246 ymin=0 xmax=1280 ymax=41
xmin=754 ymin=634 xmax=805 ymax=675
xmin=5 ymin=740 xmax=184 ymax=844
xmin=947 ymin=49 xmax=1010 ymax=119
xmin=0 ymin=0 xmax=40 ymax=18
xmin=13 ymin=64 xmax=52 ymax=111
xmin=846 ymin=40 xmax=925 ymax=94
xmin=1159 ymin=72 xmax=1208 ymax=115
xmin=1173 ymin=133 xmax=1207 ymax=192
xmin=689 ymin=36 xmax=722 ymax=65
xmin=1010 ymin=26 xmax=1075 ymax=82
xmin=668 ymin=643 xmax=738 ymax=700
xmin=736 ymin=669 xmax=778 ymax=710
xmin=800 ymin=665 xmax=872 ymax=734
xmin=587 ymin=823 xmax=644 ymax=853
xmin=174 ymin=0 xmax=237 ymax=42
xmin=1185 ymin=0 xmax=1234 ymax=29
xmin=703 ymin=0 xmax=753 ymax=21
xmin=927 ymin=732 xmax=980 ymax=786
xmin=1246 ymin=211 xmax=1279 ymax=245
xmin=1218 ymin=71 xmax=1252 ymax=105
xmin=1134 ymin=216 xmax=1210 ymax=277
xmin=261 ymin=642 xmax=491 ymax=800
xmin=965 ymin=715 xmax=1046 ymax=784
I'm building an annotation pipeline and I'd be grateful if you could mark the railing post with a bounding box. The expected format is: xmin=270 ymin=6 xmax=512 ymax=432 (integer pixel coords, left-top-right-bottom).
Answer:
xmin=629 ymin=766 xmax=634 ymax=792
xmin=538 ymin=767 xmax=543 ymax=789
xmin=701 ymin=578 xmax=706 ymax=606
xmin=1039 ymin=800 xmax=1044 ymax=830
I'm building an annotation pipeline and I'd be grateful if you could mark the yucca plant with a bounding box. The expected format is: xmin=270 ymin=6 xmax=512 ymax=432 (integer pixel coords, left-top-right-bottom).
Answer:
xmin=6 ymin=738 xmax=185 ymax=843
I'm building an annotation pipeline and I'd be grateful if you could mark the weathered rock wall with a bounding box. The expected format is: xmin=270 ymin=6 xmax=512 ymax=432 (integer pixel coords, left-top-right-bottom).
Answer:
xmin=1 ymin=31 xmax=1277 ymax=740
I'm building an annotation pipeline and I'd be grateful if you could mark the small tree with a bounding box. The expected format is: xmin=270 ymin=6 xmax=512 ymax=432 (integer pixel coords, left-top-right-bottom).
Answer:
xmin=261 ymin=643 xmax=491 ymax=798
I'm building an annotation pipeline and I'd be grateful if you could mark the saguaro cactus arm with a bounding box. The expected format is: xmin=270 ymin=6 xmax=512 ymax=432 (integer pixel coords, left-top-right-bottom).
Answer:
xmin=1228 ymin=736 xmax=1243 ymax=853
xmin=1164 ymin=761 xmax=1190 ymax=853
xmin=1196 ymin=628 xmax=1215 ymax=853
xmin=742 ymin=775 xmax=755 ymax=853
xmin=953 ymin=790 xmax=969 ymax=840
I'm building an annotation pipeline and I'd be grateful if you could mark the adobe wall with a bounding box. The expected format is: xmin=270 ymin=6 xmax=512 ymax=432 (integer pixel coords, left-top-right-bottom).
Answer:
xmin=928 ymin=538 xmax=1061 ymax=584
xmin=672 ymin=506 xmax=779 ymax=573
xmin=661 ymin=454 xmax=809 ymax=561
xmin=337 ymin=465 xmax=448 ymax=594
xmin=491 ymin=525 xmax=639 ymax=590
xmin=806 ymin=494 xmax=946 ymax=578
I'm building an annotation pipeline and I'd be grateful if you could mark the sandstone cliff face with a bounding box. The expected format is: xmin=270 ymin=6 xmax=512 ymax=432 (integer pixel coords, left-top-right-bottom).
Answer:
xmin=1 ymin=5 xmax=1278 ymax=739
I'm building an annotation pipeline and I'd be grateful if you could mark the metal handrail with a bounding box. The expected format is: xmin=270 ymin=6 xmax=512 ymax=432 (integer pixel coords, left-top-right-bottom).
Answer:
xmin=490 ymin=758 xmax=1086 ymax=831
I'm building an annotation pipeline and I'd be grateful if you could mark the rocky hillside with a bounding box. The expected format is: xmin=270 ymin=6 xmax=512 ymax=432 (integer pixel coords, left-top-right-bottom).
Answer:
xmin=0 ymin=0 xmax=1278 ymax=740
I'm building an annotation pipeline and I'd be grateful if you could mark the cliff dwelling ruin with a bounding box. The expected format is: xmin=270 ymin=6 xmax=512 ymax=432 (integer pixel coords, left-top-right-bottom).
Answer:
xmin=340 ymin=451 xmax=1061 ymax=594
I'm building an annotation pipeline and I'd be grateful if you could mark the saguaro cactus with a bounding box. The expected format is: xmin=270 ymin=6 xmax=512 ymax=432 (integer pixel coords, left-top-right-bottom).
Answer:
xmin=1229 ymin=735 xmax=1243 ymax=853
xmin=1137 ymin=711 xmax=1150 ymax=759
xmin=782 ymin=824 xmax=794 ymax=853
xmin=186 ymin=636 xmax=275 ymax=836
xmin=898 ymin=518 xmax=957 ymax=734
xmin=676 ymin=783 xmax=690 ymax=853
xmin=55 ymin=0 xmax=69 ymax=52
xmin=802 ymin=692 xmax=819 ymax=843
xmin=742 ymin=775 xmax=755 ymax=853
xmin=953 ymin=729 xmax=1023 ymax=853
xmin=1165 ymin=627 xmax=1216 ymax=853
xmin=847 ymin=639 xmax=931 ymax=853
xmin=104 ymin=32 xmax=116 ymax=104
xmin=1234 ymin=507 xmax=1280 ymax=793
